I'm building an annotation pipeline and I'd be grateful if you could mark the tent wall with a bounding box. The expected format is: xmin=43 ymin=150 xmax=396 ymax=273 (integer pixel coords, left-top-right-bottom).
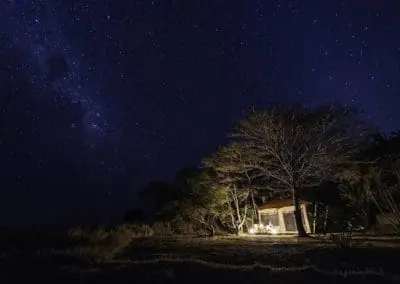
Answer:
xmin=258 ymin=204 xmax=311 ymax=234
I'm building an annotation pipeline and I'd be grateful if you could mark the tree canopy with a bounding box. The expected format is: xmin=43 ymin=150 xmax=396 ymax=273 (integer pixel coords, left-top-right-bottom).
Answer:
xmin=205 ymin=104 xmax=372 ymax=236
xmin=130 ymin=103 xmax=399 ymax=237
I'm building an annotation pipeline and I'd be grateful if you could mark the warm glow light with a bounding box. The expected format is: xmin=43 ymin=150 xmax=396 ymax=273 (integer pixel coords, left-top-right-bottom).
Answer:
xmin=265 ymin=222 xmax=273 ymax=233
xmin=270 ymin=227 xmax=279 ymax=235
xmin=248 ymin=222 xmax=279 ymax=235
xmin=264 ymin=222 xmax=279 ymax=235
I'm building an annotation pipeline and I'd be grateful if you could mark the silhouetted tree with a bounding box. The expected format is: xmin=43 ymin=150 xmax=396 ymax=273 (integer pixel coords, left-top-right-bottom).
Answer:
xmin=335 ymin=131 xmax=400 ymax=231
xmin=138 ymin=181 xmax=182 ymax=221
xmin=227 ymin=104 xmax=370 ymax=237
xmin=362 ymin=132 xmax=400 ymax=230
xmin=137 ymin=168 xmax=230 ymax=235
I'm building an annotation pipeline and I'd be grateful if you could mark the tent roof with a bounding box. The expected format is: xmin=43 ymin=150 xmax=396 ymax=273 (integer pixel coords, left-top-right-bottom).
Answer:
xmin=258 ymin=199 xmax=310 ymax=210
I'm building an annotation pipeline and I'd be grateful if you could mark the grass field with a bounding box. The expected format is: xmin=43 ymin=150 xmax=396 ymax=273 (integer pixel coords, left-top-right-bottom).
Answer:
xmin=1 ymin=233 xmax=400 ymax=283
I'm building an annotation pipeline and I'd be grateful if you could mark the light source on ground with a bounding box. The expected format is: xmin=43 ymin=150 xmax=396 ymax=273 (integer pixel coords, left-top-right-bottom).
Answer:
xmin=248 ymin=222 xmax=279 ymax=235
xmin=269 ymin=227 xmax=279 ymax=235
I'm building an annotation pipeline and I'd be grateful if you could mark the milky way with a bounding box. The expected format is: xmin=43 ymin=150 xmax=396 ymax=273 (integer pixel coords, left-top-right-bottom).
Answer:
xmin=3 ymin=0 xmax=111 ymax=146
xmin=1 ymin=0 xmax=400 ymax=226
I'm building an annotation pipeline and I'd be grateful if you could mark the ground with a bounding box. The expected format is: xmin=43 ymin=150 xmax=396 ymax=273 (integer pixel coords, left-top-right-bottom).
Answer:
xmin=1 ymin=234 xmax=400 ymax=283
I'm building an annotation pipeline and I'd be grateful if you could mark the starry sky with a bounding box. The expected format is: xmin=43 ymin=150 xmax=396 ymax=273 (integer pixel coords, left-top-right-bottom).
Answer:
xmin=1 ymin=0 xmax=400 ymax=226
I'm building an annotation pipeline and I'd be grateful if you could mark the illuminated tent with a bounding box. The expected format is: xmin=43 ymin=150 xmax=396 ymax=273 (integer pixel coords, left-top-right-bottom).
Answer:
xmin=254 ymin=199 xmax=311 ymax=234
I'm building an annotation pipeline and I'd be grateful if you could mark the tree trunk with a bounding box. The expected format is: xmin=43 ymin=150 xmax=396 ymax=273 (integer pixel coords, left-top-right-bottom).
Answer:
xmin=368 ymin=203 xmax=377 ymax=230
xmin=207 ymin=225 xmax=215 ymax=238
xmin=251 ymin=191 xmax=258 ymax=224
xmin=292 ymin=188 xmax=307 ymax=237
xmin=235 ymin=227 xmax=240 ymax=235
xmin=312 ymin=202 xmax=318 ymax=234
xmin=323 ymin=205 xmax=329 ymax=235
xmin=360 ymin=179 xmax=373 ymax=232
xmin=228 ymin=203 xmax=236 ymax=234
xmin=363 ymin=204 xmax=370 ymax=232
xmin=232 ymin=186 xmax=242 ymax=234
xmin=237 ymin=204 xmax=248 ymax=234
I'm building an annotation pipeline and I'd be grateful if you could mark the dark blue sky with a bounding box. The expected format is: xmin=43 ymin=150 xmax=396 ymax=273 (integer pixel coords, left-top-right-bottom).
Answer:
xmin=1 ymin=0 xmax=400 ymax=226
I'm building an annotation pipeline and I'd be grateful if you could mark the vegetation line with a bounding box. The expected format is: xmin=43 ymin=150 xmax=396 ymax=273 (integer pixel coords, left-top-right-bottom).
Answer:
xmin=120 ymin=257 xmax=394 ymax=279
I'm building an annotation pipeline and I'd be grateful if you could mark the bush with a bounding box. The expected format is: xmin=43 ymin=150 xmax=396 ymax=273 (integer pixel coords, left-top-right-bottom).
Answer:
xmin=328 ymin=230 xmax=354 ymax=249
xmin=66 ymin=225 xmax=133 ymax=264
xmin=1 ymin=224 xmax=162 ymax=266
xmin=1 ymin=220 xmax=217 ymax=266
xmin=152 ymin=222 xmax=174 ymax=237
xmin=65 ymin=221 xmax=207 ymax=264
xmin=170 ymin=216 xmax=203 ymax=235
xmin=325 ymin=220 xmax=364 ymax=250
xmin=147 ymin=219 xmax=209 ymax=237
xmin=125 ymin=223 xmax=154 ymax=238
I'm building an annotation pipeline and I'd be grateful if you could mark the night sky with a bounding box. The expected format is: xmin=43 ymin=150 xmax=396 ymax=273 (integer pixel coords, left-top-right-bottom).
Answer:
xmin=1 ymin=0 xmax=400 ymax=226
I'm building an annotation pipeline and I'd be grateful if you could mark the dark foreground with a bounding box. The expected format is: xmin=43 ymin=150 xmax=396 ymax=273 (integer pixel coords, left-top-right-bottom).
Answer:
xmin=1 ymin=235 xmax=400 ymax=283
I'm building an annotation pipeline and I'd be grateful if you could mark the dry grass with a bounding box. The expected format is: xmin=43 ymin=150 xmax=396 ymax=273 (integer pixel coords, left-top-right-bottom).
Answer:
xmin=0 ymin=222 xmax=201 ymax=266
xmin=64 ymin=225 xmax=134 ymax=264
xmin=0 ymin=224 xmax=140 ymax=265
xmin=2 ymin=228 xmax=400 ymax=283
xmin=119 ymin=234 xmax=400 ymax=280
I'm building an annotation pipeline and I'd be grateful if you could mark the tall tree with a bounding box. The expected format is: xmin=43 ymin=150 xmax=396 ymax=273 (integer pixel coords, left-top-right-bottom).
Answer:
xmin=230 ymin=104 xmax=369 ymax=236
xmin=360 ymin=131 xmax=400 ymax=230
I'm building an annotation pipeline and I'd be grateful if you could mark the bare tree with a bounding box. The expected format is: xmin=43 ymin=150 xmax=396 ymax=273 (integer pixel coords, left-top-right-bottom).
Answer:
xmin=230 ymin=104 xmax=369 ymax=237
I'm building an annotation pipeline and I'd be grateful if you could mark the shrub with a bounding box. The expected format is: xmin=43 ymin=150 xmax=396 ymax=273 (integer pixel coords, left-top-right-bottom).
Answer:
xmin=127 ymin=223 xmax=154 ymax=238
xmin=151 ymin=222 xmax=174 ymax=237
xmin=66 ymin=225 xmax=133 ymax=264
xmin=328 ymin=230 xmax=354 ymax=249
xmin=324 ymin=219 xmax=365 ymax=250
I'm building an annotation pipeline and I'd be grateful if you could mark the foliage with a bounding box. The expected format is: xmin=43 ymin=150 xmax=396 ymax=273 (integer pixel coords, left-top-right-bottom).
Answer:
xmin=151 ymin=221 xmax=175 ymax=236
xmin=126 ymin=223 xmax=155 ymax=238
xmin=177 ymin=169 xmax=231 ymax=236
xmin=317 ymin=205 xmax=365 ymax=250
xmin=202 ymin=144 xmax=254 ymax=234
xmin=337 ymin=131 xmax=400 ymax=233
xmin=328 ymin=230 xmax=354 ymax=250
xmin=323 ymin=210 xmax=364 ymax=249
xmin=137 ymin=167 xmax=231 ymax=236
xmin=206 ymin=104 xmax=370 ymax=236
xmin=66 ymin=225 xmax=133 ymax=264
xmin=371 ymin=161 xmax=400 ymax=232
xmin=134 ymin=105 xmax=399 ymax=237
xmin=338 ymin=182 xmax=371 ymax=229
xmin=0 ymin=225 xmax=137 ymax=265
xmin=369 ymin=132 xmax=400 ymax=232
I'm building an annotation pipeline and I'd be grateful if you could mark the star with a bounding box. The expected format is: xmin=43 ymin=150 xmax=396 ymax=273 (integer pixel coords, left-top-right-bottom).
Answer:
xmin=1 ymin=0 xmax=400 ymax=226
